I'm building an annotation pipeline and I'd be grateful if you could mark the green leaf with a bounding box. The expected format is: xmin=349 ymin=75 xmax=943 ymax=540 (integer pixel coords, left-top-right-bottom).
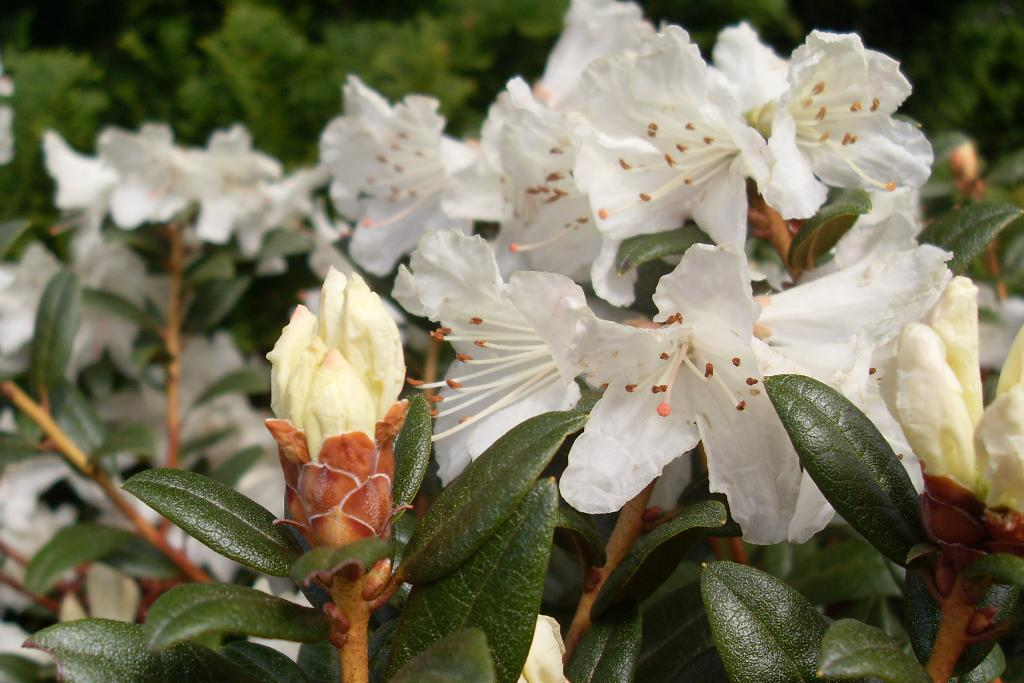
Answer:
xmin=25 ymin=523 xmax=135 ymax=594
xmin=787 ymin=189 xmax=872 ymax=271
xmin=289 ymin=538 xmax=393 ymax=587
xmin=960 ymin=644 xmax=1005 ymax=683
xmin=389 ymin=480 xmax=558 ymax=683
xmin=369 ymin=619 xmax=400 ymax=683
xmin=25 ymin=619 xmax=261 ymax=683
xmin=91 ymin=423 xmax=156 ymax=460
xmin=99 ymin=537 xmax=180 ymax=580
xmin=185 ymin=251 xmax=236 ymax=285
xmin=400 ymin=408 xmax=587 ymax=585
xmin=701 ymin=561 xmax=827 ymax=683
xmin=0 ymin=652 xmax=53 ymax=683
xmin=389 ymin=629 xmax=496 ymax=683
xmin=297 ymin=642 xmax=339 ymax=683
xmin=210 ymin=446 xmax=266 ymax=487
xmin=186 ymin=277 xmax=251 ymax=331
xmin=786 ymin=539 xmax=900 ymax=605
xmin=392 ymin=395 xmax=432 ymax=509
xmin=965 ymin=553 xmax=1024 ymax=588
xmin=181 ymin=427 xmax=238 ymax=458
xmin=0 ymin=219 xmax=32 ymax=260
xmin=638 ymin=582 xmax=726 ymax=683
xmin=122 ymin=468 xmax=299 ymax=576
xmin=30 ymin=270 xmax=81 ymax=392
xmin=565 ymin=604 xmax=642 ymax=683
xmin=193 ymin=368 xmax=269 ymax=408
xmin=145 ymin=584 xmax=330 ymax=651
xmin=817 ymin=619 xmax=930 ymax=683
xmin=764 ymin=374 xmax=924 ymax=564
xmin=554 ymin=503 xmax=606 ymax=568
xmin=220 ymin=642 xmax=310 ymax=683
xmin=260 ymin=228 xmax=315 ymax=260
xmin=616 ymin=225 xmax=709 ymax=275
xmin=51 ymin=383 xmax=107 ymax=454
xmin=592 ymin=500 xmax=728 ymax=618
xmin=919 ymin=202 xmax=1024 ymax=273
xmin=0 ymin=433 xmax=45 ymax=471
xmin=81 ymin=288 xmax=161 ymax=334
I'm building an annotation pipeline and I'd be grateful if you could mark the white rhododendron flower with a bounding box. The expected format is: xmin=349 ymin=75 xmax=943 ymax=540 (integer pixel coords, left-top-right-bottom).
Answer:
xmin=534 ymin=0 xmax=654 ymax=110
xmin=393 ymin=230 xmax=586 ymax=483
xmin=319 ymin=76 xmax=476 ymax=275
xmin=763 ymin=31 xmax=933 ymax=218
xmin=518 ymin=615 xmax=568 ymax=683
xmin=711 ymin=22 xmax=789 ymax=125
xmin=575 ymin=26 xmax=771 ymax=247
xmin=43 ymin=130 xmax=120 ymax=232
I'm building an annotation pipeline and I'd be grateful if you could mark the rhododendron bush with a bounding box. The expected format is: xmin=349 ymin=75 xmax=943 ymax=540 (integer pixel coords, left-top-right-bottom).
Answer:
xmin=2 ymin=1 xmax=1024 ymax=682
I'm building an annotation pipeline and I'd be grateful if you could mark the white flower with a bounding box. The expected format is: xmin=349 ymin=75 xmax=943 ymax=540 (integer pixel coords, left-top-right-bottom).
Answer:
xmin=574 ymin=26 xmax=771 ymax=247
xmin=0 ymin=244 xmax=60 ymax=363
xmin=764 ymin=31 xmax=932 ymax=219
xmin=0 ymin=50 xmax=12 ymax=165
xmin=979 ymin=285 xmax=1024 ymax=370
xmin=518 ymin=615 xmax=567 ymax=683
xmin=319 ymin=76 xmax=476 ymax=275
xmin=488 ymin=78 xmax=636 ymax=305
xmin=711 ymin=22 xmax=789 ymax=128
xmin=192 ymin=124 xmax=283 ymax=245
xmin=534 ymin=0 xmax=653 ymax=111
xmin=555 ymin=244 xmax=802 ymax=544
xmin=43 ymin=130 xmax=120 ymax=233
xmin=393 ymin=230 xmax=586 ymax=483
xmin=97 ymin=123 xmax=204 ymax=229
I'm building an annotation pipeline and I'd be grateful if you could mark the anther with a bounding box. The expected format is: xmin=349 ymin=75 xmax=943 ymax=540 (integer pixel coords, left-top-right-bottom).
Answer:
xmin=407 ymin=377 xmax=424 ymax=386
xmin=474 ymin=340 xmax=487 ymax=348
xmin=735 ymin=401 xmax=746 ymax=411
xmin=685 ymin=122 xmax=695 ymax=130
xmin=731 ymin=357 xmax=741 ymax=367
xmin=430 ymin=408 xmax=439 ymax=417
xmin=812 ymin=81 xmax=826 ymax=95
xmin=871 ymin=98 xmax=880 ymax=111
xmin=598 ymin=209 xmax=609 ymax=220
xmin=815 ymin=106 xmax=827 ymax=121
xmin=676 ymin=143 xmax=688 ymax=152
xmin=660 ymin=352 xmax=670 ymax=360
xmin=456 ymin=353 xmax=474 ymax=362
xmin=394 ymin=164 xmax=404 ymax=173
xmin=446 ymin=379 xmax=463 ymax=389
xmin=664 ymin=154 xmax=677 ymax=167
xmin=549 ymin=147 xmax=564 ymax=154
xmin=470 ymin=316 xmax=483 ymax=324
xmin=885 ymin=181 xmax=896 ymax=191
xmin=819 ymin=132 xmax=829 ymax=142
xmin=428 ymin=395 xmax=443 ymax=403
xmin=639 ymin=193 xmax=652 ymax=202
xmin=801 ymin=98 xmax=813 ymax=108
xmin=619 ymin=158 xmax=632 ymax=170
xmin=705 ymin=362 xmax=714 ymax=378
xmin=647 ymin=122 xmax=658 ymax=137
xmin=657 ymin=403 xmax=672 ymax=417
xmin=745 ymin=378 xmax=758 ymax=386
xmin=546 ymin=172 xmax=563 ymax=182
xmin=868 ymin=367 xmax=877 ymax=375
xmin=599 ymin=383 xmax=609 ymax=390
xmin=458 ymin=416 xmax=472 ymax=424
xmin=376 ymin=154 xmax=387 ymax=164
xmin=625 ymin=384 xmax=637 ymax=393
xmin=703 ymin=136 xmax=714 ymax=145
xmin=850 ymin=101 xmax=862 ymax=112
xmin=430 ymin=330 xmax=446 ymax=341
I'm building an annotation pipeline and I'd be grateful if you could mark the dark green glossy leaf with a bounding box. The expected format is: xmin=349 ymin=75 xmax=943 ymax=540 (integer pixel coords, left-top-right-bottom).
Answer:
xmin=638 ymin=582 xmax=726 ymax=683
xmin=297 ymin=642 xmax=339 ymax=683
xmin=0 ymin=219 xmax=32 ymax=260
xmin=289 ymin=538 xmax=392 ymax=587
xmin=389 ymin=629 xmax=496 ymax=683
xmin=389 ymin=480 xmax=557 ymax=683
xmin=369 ymin=619 xmax=400 ymax=683
xmin=0 ymin=652 xmax=53 ymax=683
xmin=144 ymin=583 xmax=330 ymax=650
xmin=153 ymin=640 xmax=265 ymax=682
xmin=920 ymin=202 xmax=1023 ymax=273
xmin=260 ymin=228 xmax=314 ymax=259
xmin=186 ymin=277 xmax=251 ymax=331
xmin=220 ymin=641 xmax=310 ymax=683
xmin=565 ymin=604 xmax=642 ymax=683
xmin=554 ymin=503 xmax=606 ymax=568
xmin=965 ymin=553 xmax=1024 ymax=588
xmin=123 ymin=468 xmax=299 ymax=576
xmin=764 ymin=374 xmax=924 ymax=564
xmin=788 ymin=189 xmax=871 ymax=271
xmin=817 ymin=619 xmax=930 ymax=682
xmin=701 ymin=561 xmax=827 ymax=683
xmin=51 ymin=383 xmax=106 ymax=454
xmin=787 ymin=539 xmax=900 ymax=605
xmin=81 ymin=288 xmax=160 ymax=334
xmin=25 ymin=523 xmax=135 ymax=594
xmin=30 ymin=270 xmax=80 ymax=392
xmin=209 ymin=446 xmax=265 ymax=487
xmin=616 ymin=225 xmax=709 ymax=275
xmin=960 ymin=644 xmax=1005 ymax=683
xmin=91 ymin=423 xmax=156 ymax=460
xmin=193 ymin=368 xmax=269 ymax=408
xmin=592 ymin=500 xmax=728 ymax=618
xmin=392 ymin=395 xmax=432 ymax=509
xmin=400 ymin=408 xmax=586 ymax=584
xmin=185 ymin=251 xmax=236 ymax=285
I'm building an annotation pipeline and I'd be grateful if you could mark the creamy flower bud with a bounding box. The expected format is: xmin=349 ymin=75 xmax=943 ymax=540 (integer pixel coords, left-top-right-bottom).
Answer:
xmin=892 ymin=322 xmax=977 ymax=489
xmin=518 ymin=615 xmax=566 ymax=683
xmin=267 ymin=267 xmax=405 ymax=458
xmin=925 ymin=276 xmax=984 ymax=425
xmin=976 ymin=384 xmax=1024 ymax=511
xmin=996 ymin=324 xmax=1024 ymax=397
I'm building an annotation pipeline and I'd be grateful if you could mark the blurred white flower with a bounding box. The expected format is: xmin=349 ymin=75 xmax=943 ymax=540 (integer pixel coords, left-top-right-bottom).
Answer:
xmin=43 ymin=130 xmax=119 ymax=233
xmin=320 ymin=76 xmax=475 ymax=275
xmin=58 ymin=564 xmax=140 ymax=623
xmin=574 ymin=26 xmax=771 ymax=247
xmin=393 ymin=230 xmax=586 ymax=483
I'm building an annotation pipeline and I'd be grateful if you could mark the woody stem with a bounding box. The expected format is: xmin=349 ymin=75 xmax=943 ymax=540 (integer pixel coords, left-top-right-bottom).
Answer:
xmin=563 ymin=482 xmax=654 ymax=658
xmin=749 ymin=194 xmax=797 ymax=278
xmin=925 ymin=576 xmax=978 ymax=683
xmin=0 ymin=381 xmax=212 ymax=584
xmin=332 ymin=576 xmax=371 ymax=683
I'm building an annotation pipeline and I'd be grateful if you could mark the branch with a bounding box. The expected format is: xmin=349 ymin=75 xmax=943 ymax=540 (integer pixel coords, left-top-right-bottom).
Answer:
xmin=1 ymin=381 xmax=212 ymax=583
